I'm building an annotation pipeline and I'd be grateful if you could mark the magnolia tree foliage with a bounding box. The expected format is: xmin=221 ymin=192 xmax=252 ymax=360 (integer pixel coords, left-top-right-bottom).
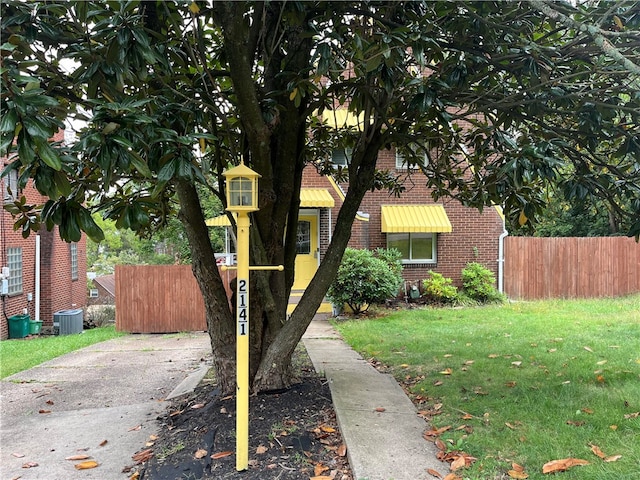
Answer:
xmin=1 ymin=1 xmax=639 ymax=392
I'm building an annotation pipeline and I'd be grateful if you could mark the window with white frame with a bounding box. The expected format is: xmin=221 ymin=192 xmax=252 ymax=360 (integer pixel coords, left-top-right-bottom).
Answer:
xmin=331 ymin=148 xmax=352 ymax=167
xmin=70 ymin=243 xmax=78 ymax=280
xmin=387 ymin=232 xmax=436 ymax=263
xmin=7 ymin=247 xmax=23 ymax=295
xmin=3 ymin=169 xmax=19 ymax=202
xmin=90 ymin=289 xmax=99 ymax=298
xmin=395 ymin=144 xmax=428 ymax=170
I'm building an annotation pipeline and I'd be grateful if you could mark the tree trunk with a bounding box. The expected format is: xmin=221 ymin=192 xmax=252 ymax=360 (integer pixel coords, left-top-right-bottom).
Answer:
xmin=176 ymin=180 xmax=237 ymax=394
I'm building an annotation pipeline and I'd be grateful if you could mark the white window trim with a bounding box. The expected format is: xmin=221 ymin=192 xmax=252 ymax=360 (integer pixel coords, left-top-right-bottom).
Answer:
xmin=3 ymin=169 xmax=19 ymax=202
xmin=7 ymin=247 xmax=23 ymax=295
xmin=70 ymin=243 xmax=78 ymax=281
xmin=331 ymin=147 xmax=352 ymax=167
xmin=395 ymin=145 xmax=428 ymax=171
xmin=387 ymin=232 xmax=437 ymax=264
xmin=89 ymin=289 xmax=99 ymax=298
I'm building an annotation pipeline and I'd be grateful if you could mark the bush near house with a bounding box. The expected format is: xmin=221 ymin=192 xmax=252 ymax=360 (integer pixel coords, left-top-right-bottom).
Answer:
xmin=422 ymin=270 xmax=458 ymax=303
xmin=327 ymin=248 xmax=403 ymax=315
xmin=460 ymin=262 xmax=505 ymax=304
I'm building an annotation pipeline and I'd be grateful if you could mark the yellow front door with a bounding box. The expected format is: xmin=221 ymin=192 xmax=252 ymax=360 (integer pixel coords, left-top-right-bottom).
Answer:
xmin=293 ymin=214 xmax=318 ymax=290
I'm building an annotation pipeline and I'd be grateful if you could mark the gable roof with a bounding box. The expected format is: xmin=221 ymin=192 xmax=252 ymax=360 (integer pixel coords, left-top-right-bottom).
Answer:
xmin=94 ymin=274 xmax=116 ymax=297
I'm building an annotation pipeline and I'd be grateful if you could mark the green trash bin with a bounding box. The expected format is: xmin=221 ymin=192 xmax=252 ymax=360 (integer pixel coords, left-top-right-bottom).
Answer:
xmin=8 ymin=314 xmax=30 ymax=339
xmin=29 ymin=320 xmax=43 ymax=335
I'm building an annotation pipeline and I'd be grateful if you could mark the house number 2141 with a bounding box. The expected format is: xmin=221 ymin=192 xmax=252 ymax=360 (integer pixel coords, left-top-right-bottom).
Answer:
xmin=238 ymin=278 xmax=248 ymax=336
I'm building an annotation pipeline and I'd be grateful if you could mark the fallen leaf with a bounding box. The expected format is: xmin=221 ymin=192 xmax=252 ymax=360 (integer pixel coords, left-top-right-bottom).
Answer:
xmin=505 ymin=381 xmax=517 ymax=388
xmin=584 ymin=346 xmax=594 ymax=353
xmin=211 ymin=451 xmax=233 ymax=459
xmin=508 ymin=470 xmax=529 ymax=479
xmin=129 ymin=471 xmax=140 ymax=480
xmin=604 ymin=455 xmax=622 ymax=462
xmin=375 ymin=407 xmax=386 ymax=413
xmin=74 ymin=460 xmax=99 ymax=470
xmin=435 ymin=438 xmax=447 ymax=451
xmin=320 ymin=425 xmax=336 ymax=432
xmin=66 ymin=454 xmax=91 ymax=461
xmin=610 ymin=425 xmax=618 ymax=430
xmin=314 ymin=463 xmax=329 ymax=476
xmin=22 ymin=461 xmax=39 ymax=468
xmin=440 ymin=368 xmax=453 ymax=375
xmin=309 ymin=477 xmax=332 ymax=480
xmin=488 ymin=353 xmax=499 ymax=358
xmin=624 ymin=412 xmax=640 ymax=419
xmin=596 ymin=360 xmax=608 ymax=365
xmin=511 ymin=361 xmax=522 ymax=367
xmin=256 ymin=445 xmax=268 ymax=454
xmin=450 ymin=456 xmax=466 ymax=471
xmin=194 ymin=449 xmax=208 ymax=459
xmin=512 ymin=463 xmax=526 ymax=472
xmin=542 ymin=458 xmax=589 ymax=474
xmin=427 ymin=468 xmax=443 ymax=478
xmin=128 ymin=425 xmax=142 ymax=431
xmin=337 ymin=443 xmax=347 ymax=457
xmin=443 ymin=474 xmax=462 ymax=480
xmin=190 ymin=403 xmax=205 ymax=409
xmin=46 ymin=399 xmax=54 ymax=405
xmin=581 ymin=407 xmax=594 ymax=414
xmin=463 ymin=360 xmax=475 ymax=365
xmin=461 ymin=412 xmax=474 ymax=420
xmin=566 ymin=420 xmax=585 ymax=426
xmin=99 ymin=439 xmax=108 ymax=447
xmin=400 ymin=363 xmax=410 ymax=368
xmin=12 ymin=452 xmax=25 ymax=458
xmin=590 ymin=444 xmax=606 ymax=459
xmin=132 ymin=449 xmax=153 ymax=463
xmin=433 ymin=380 xmax=444 ymax=386
xmin=38 ymin=409 xmax=51 ymax=414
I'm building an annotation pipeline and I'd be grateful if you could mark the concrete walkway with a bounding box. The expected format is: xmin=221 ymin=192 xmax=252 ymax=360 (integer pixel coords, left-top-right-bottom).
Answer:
xmin=303 ymin=315 xmax=445 ymax=480
xmin=0 ymin=333 xmax=211 ymax=480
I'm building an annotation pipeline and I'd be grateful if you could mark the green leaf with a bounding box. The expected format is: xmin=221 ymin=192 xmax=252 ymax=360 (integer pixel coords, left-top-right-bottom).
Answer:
xmin=33 ymin=137 xmax=62 ymax=170
xmin=0 ymin=109 xmax=18 ymax=133
xmin=77 ymin=207 xmax=105 ymax=242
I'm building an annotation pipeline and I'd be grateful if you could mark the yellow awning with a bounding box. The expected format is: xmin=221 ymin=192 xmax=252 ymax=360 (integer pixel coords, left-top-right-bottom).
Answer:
xmin=300 ymin=188 xmax=334 ymax=208
xmin=205 ymin=214 xmax=232 ymax=227
xmin=206 ymin=189 xmax=334 ymax=226
xmin=321 ymin=109 xmax=365 ymax=128
xmin=381 ymin=205 xmax=452 ymax=233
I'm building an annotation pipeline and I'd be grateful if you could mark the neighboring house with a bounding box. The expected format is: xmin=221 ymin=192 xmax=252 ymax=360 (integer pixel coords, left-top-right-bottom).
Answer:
xmin=1 ymin=131 xmax=87 ymax=340
xmin=88 ymin=274 xmax=116 ymax=305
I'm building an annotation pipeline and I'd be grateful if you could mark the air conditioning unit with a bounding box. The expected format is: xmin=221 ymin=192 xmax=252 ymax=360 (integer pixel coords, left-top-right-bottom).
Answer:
xmin=53 ymin=309 xmax=84 ymax=335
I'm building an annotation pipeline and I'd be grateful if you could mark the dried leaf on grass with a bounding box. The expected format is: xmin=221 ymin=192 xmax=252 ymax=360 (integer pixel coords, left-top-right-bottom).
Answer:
xmin=542 ymin=458 xmax=589 ymax=474
xmin=443 ymin=474 xmax=462 ymax=480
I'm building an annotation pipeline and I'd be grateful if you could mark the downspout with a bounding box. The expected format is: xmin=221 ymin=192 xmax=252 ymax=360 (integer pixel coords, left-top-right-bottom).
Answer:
xmin=35 ymin=235 xmax=40 ymax=322
xmin=498 ymin=212 xmax=508 ymax=294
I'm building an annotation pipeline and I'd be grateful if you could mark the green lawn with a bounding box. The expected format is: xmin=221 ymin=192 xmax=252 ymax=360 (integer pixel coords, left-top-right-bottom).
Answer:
xmin=0 ymin=326 xmax=125 ymax=378
xmin=335 ymin=295 xmax=640 ymax=480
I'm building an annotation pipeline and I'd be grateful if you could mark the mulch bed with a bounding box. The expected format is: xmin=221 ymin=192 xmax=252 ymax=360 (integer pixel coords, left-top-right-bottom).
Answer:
xmin=134 ymin=348 xmax=352 ymax=480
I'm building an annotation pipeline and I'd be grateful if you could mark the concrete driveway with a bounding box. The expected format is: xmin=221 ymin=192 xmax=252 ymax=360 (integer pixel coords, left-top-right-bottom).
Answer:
xmin=0 ymin=332 xmax=211 ymax=480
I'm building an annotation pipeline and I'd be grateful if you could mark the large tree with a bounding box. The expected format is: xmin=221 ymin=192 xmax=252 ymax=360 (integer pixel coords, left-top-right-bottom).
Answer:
xmin=2 ymin=1 xmax=639 ymax=393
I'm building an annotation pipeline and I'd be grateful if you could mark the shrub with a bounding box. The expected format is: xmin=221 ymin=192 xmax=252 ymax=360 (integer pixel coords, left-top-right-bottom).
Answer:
xmin=461 ymin=262 xmax=504 ymax=303
xmin=423 ymin=270 xmax=458 ymax=303
xmin=327 ymin=248 xmax=403 ymax=315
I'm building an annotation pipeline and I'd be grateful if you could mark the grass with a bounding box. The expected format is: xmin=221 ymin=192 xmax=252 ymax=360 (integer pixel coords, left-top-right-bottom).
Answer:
xmin=334 ymin=295 xmax=640 ymax=480
xmin=0 ymin=325 xmax=125 ymax=378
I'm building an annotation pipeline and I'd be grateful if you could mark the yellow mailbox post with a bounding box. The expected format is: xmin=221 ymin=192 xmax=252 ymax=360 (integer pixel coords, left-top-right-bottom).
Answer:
xmin=222 ymin=160 xmax=282 ymax=471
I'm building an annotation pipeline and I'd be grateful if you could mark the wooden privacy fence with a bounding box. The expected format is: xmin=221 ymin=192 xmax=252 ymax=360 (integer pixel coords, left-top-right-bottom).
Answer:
xmin=504 ymin=236 xmax=640 ymax=300
xmin=115 ymin=264 xmax=234 ymax=333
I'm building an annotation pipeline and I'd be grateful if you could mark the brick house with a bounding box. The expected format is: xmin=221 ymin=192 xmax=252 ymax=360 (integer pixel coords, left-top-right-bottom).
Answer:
xmin=87 ymin=274 xmax=115 ymax=306
xmin=1 ymin=131 xmax=87 ymax=340
xmin=209 ymin=132 xmax=506 ymax=302
xmin=297 ymin=147 xmax=506 ymax=296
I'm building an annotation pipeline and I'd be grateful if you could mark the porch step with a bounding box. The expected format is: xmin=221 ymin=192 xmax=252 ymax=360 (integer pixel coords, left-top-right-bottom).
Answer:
xmin=288 ymin=290 xmax=333 ymax=315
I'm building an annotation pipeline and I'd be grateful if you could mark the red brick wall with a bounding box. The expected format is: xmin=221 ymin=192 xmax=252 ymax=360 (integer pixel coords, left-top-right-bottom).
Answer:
xmin=1 ymin=131 xmax=87 ymax=339
xmin=302 ymin=147 xmax=505 ymax=290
